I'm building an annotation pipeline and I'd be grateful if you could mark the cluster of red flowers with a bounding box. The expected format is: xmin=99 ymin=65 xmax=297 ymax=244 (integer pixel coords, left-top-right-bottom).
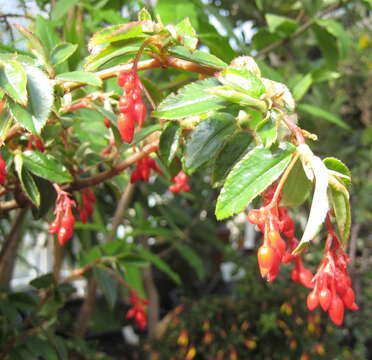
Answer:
xmin=248 ymin=183 xmax=358 ymax=325
xmin=48 ymin=185 xmax=76 ymax=246
xmin=26 ymin=135 xmax=45 ymax=152
xmin=169 ymin=171 xmax=191 ymax=193
xmin=130 ymin=156 xmax=162 ymax=183
xmin=126 ymin=289 xmax=149 ymax=330
xmin=77 ymin=188 xmax=96 ymax=223
xmin=117 ymin=70 xmax=146 ymax=143
xmin=0 ymin=153 xmax=6 ymax=185
xmin=306 ymin=223 xmax=358 ymax=325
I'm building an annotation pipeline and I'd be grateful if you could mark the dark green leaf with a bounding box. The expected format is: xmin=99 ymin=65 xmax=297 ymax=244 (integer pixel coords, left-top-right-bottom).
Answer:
xmin=23 ymin=150 xmax=73 ymax=183
xmin=168 ymin=46 xmax=227 ymax=69
xmin=0 ymin=60 xmax=28 ymax=105
xmin=174 ymin=243 xmax=205 ymax=280
xmin=50 ymin=42 xmax=78 ymax=66
xmin=298 ymin=104 xmax=350 ymax=130
xmin=14 ymin=154 xmax=40 ymax=207
xmin=312 ymin=24 xmax=339 ymax=69
xmin=184 ymin=113 xmax=236 ymax=173
xmin=280 ymin=158 xmax=312 ymax=207
xmin=136 ymin=247 xmax=181 ymax=285
xmin=56 ymin=71 xmax=102 ymax=87
xmin=215 ymin=143 xmax=295 ymax=220
xmin=93 ymin=267 xmax=118 ymax=309
xmin=159 ymin=121 xmax=182 ymax=166
xmin=30 ymin=273 xmax=55 ymax=289
xmin=153 ymin=78 xmax=227 ymax=119
xmin=31 ymin=176 xmax=57 ymax=219
xmin=212 ymin=131 xmax=253 ymax=186
xmin=266 ymin=14 xmax=298 ymax=36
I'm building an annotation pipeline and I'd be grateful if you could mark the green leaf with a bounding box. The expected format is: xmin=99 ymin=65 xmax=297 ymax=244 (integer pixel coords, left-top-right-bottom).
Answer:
xmin=137 ymin=247 xmax=181 ymax=285
xmin=157 ymin=0 xmax=198 ymax=27
xmin=138 ymin=8 xmax=152 ymax=21
xmin=174 ymin=243 xmax=206 ymax=280
xmin=265 ymin=14 xmax=298 ymax=36
xmin=212 ymin=131 xmax=253 ymax=186
xmin=56 ymin=71 xmax=102 ymax=87
xmin=252 ymin=29 xmax=281 ymax=50
xmin=84 ymin=41 xmax=142 ymax=71
xmin=50 ymin=42 xmax=78 ymax=66
xmin=175 ymin=18 xmax=198 ymax=50
xmin=22 ymin=150 xmax=73 ymax=183
xmin=30 ymin=273 xmax=55 ymax=289
xmin=8 ymin=66 xmax=54 ymax=134
xmin=88 ymin=21 xmax=156 ymax=50
xmin=159 ymin=121 xmax=182 ymax=166
xmin=323 ymin=157 xmax=351 ymax=188
xmin=35 ymin=15 xmax=61 ymax=52
xmin=121 ymin=263 xmax=146 ymax=299
xmin=184 ymin=113 xmax=236 ymax=174
xmin=0 ymin=60 xmax=28 ymax=105
xmin=218 ymin=67 xmax=266 ymax=98
xmin=298 ymin=104 xmax=350 ymax=130
xmin=51 ymin=0 xmax=79 ymax=21
xmin=256 ymin=113 xmax=277 ymax=148
xmin=93 ymin=267 xmax=118 ymax=309
xmin=153 ymin=78 xmax=227 ymax=119
xmin=312 ymin=24 xmax=339 ymax=69
xmin=14 ymin=154 xmax=40 ymax=207
xmin=328 ymin=177 xmax=351 ymax=245
xmin=280 ymin=157 xmax=312 ymax=207
xmin=215 ymin=143 xmax=296 ymax=220
xmin=168 ymin=46 xmax=227 ymax=69
xmin=291 ymin=73 xmax=312 ymax=101
xmin=293 ymin=145 xmax=329 ymax=254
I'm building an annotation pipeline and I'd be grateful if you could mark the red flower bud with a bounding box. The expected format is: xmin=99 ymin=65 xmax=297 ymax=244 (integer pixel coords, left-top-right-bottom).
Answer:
xmin=328 ymin=294 xmax=344 ymax=326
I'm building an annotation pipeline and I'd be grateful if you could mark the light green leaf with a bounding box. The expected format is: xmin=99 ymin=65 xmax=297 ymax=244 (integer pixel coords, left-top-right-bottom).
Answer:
xmin=280 ymin=157 xmax=312 ymax=207
xmin=184 ymin=113 xmax=235 ymax=173
xmin=293 ymin=145 xmax=329 ymax=254
xmin=0 ymin=60 xmax=28 ymax=105
xmin=328 ymin=176 xmax=351 ymax=245
xmin=22 ymin=150 xmax=73 ymax=183
xmin=14 ymin=153 xmax=40 ymax=207
xmin=50 ymin=42 xmax=78 ymax=66
xmin=168 ymin=46 xmax=227 ymax=69
xmin=215 ymin=143 xmax=295 ymax=220
xmin=138 ymin=8 xmax=152 ymax=21
xmin=56 ymin=71 xmax=102 ymax=87
xmin=218 ymin=67 xmax=266 ymax=98
xmin=152 ymin=78 xmax=227 ymax=119
xmin=323 ymin=157 xmax=351 ymax=188
xmin=175 ymin=18 xmax=198 ymax=50
xmin=266 ymin=14 xmax=298 ymax=36
xmin=8 ymin=66 xmax=54 ymax=135
xmin=159 ymin=121 xmax=182 ymax=166
xmin=137 ymin=247 xmax=181 ymax=285
xmin=292 ymin=73 xmax=312 ymax=101
xmin=88 ymin=21 xmax=157 ymax=50
xmin=51 ymin=0 xmax=79 ymax=21
xmin=256 ymin=113 xmax=277 ymax=148
xmin=298 ymin=103 xmax=350 ymax=130
xmin=212 ymin=131 xmax=253 ymax=186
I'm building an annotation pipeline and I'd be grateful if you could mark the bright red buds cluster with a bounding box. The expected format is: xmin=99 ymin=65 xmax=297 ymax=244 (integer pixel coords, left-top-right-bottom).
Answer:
xmin=77 ymin=188 xmax=96 ymax=223
xmin=126 ymin=289 xmax=149 ymax=330
xmin=306 ymin=230 xmax=358 ymax=325
xmin=169 ymin=171 xmax=191 ymax=193
xmin=0 ymin=153 xmax=6 ymax=185
xmin=48 ymin=184 xmax=76 ymax=246
xmin=117 ymin=70 xmax=147 ymax=143
xmin=130 ymin=156 xmax=162 ymax=183
xmin=248 ymin=185 xmax=313 ymax=284
xmin=26 ymin=135 xmax=45 ymax=152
